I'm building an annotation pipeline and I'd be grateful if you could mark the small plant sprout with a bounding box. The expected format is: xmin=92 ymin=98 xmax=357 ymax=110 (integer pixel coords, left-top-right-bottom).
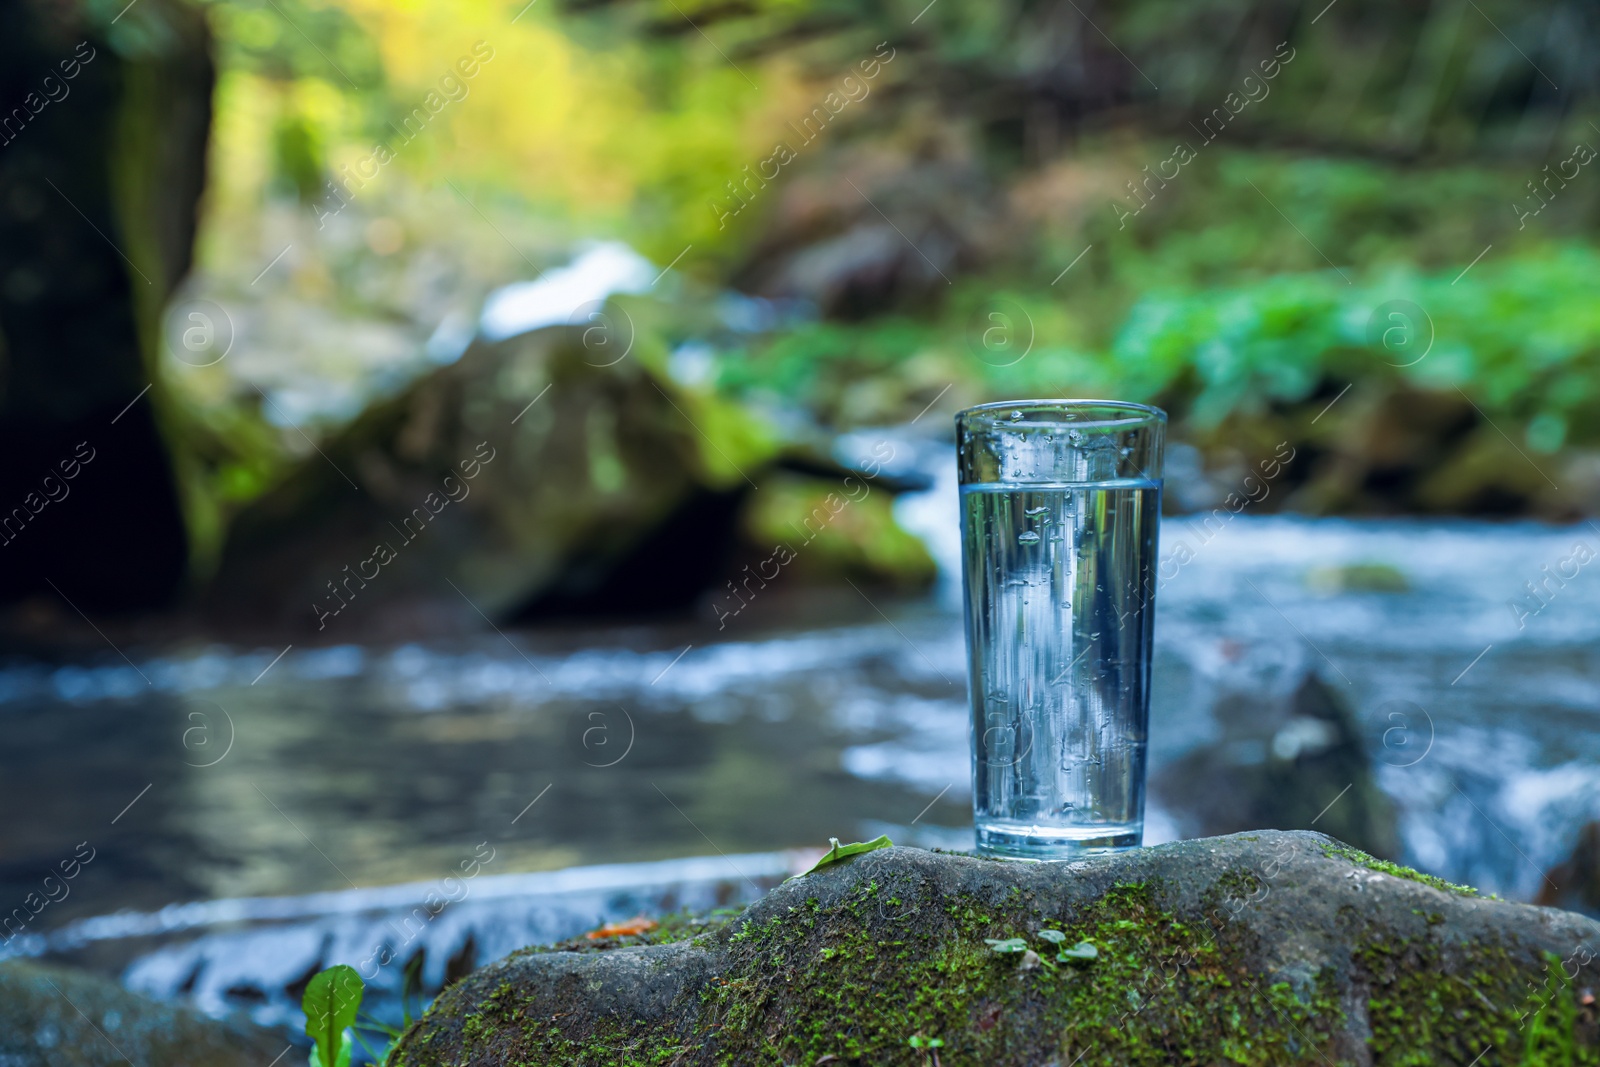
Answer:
xmin=988 ymin=936 xmax=1051 ymax=973
xmin=908 ymin=1032 xmax=944 ymax=1067
xmin=304 ymin=958 xmax=426 ymax=1066
xmin=1057 ymin=940 xmax=1099 ymax=962
xmin=1037 ymin=928 xmax=1068 ymax=944
xmin=303 ymin=965 xmax=362 ymax=1067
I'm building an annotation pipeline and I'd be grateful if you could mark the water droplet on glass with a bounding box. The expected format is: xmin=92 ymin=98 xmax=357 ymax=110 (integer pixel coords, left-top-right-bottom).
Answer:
xmin=1009 ymin=410 xmax=1024 ymax=421
xmin=1024 ymin=506 xmax=1050 ymax=517
xmin=1017 ymin=531 xmax=1042 ymax=545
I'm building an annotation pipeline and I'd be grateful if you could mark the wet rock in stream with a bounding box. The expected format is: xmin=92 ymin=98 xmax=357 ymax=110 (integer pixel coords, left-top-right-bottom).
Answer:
xmin=0 ymin=959 xmax=282 ymax=1066
xmin=1539 ymin=821 xmax=1600 ymax=919
xmin=1155 ymin=673 xmax=1400 ymax=860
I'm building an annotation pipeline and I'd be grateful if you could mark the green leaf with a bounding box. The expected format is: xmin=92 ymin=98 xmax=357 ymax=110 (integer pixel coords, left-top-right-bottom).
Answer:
xmin=800 ymin=835 xmax=893 ymax=876
xmin=1057 ymin=940 xmax=1099 ymax=961
xmin=303 ymin=965 xmax=363 ymax=1067
xmin=308 ymin=1045 xmax=351 ymax=1067
xmin=985 ymin=937 xmax=1028 ymax=953
xmin=1036 ymin=929 xmax=1067 ymax=944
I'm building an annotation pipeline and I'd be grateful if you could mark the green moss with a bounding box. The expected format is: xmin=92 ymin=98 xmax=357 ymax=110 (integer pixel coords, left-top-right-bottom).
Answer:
xmin=1525 ymin=956 xmax=1591 ymax=1067
xmin=1208 ymin=868 xmax=1266 ymax=908
xmin=497 ymin=1017 xmax=692 ymax=1067
xmin=1357 ymin=940 xmax=1599 ymax=1066
xmin=1305 ymin=562 xmax=1409 ymax=595
xmin=406 ymin=881 xmax=1349 ymax=1066
xmin=1320 ymin=842 xmax=1479 ymax=896
xmin=393 ymin=862 xmax=1600 ymax=1066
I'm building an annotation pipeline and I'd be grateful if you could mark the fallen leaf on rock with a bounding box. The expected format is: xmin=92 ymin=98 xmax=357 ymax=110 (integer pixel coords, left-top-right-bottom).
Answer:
xmin=585 ymin=916 xmax=658 ymax=939
xmin=799 ymin=836 xmax=894 ymax=876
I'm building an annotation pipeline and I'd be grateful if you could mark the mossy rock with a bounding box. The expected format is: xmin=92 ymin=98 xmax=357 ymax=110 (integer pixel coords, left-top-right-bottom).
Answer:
xmin=0 ymin=959 xmax=284 ymax=1066
xmin=391 ymin=831 xmax=1600 ymax=1066
xmin=204 ymin=322 xmax=782 ymax=635
xmin=1305 ymin=562 xmax=1410 ymax=595
xmin=741 ymin=470 xmax=938 ymax=592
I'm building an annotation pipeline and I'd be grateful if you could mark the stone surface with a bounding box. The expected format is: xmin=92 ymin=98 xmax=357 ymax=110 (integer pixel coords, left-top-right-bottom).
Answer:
xmin=393 ymin=831 xmax=1600 ymax=1066
xmin=0 ymin=959 xmax=285 ymax=1066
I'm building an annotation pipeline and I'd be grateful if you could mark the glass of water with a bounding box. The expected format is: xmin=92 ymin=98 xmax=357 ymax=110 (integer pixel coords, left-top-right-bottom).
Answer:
xmin=957 ymin=400 xmax=1165 ymax=859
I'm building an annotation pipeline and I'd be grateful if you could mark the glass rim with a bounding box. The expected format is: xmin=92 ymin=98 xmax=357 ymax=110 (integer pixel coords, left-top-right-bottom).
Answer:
xmin=956 ymin=398 xmax=1167 ymax=431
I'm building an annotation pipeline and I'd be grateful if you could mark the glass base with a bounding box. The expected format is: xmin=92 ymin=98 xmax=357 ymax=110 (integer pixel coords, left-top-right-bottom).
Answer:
xmin=975 ymin=821 xmax=1141 ymax=861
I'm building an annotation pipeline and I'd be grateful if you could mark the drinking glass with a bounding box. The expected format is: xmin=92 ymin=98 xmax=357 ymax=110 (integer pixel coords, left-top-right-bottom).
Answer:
xmin=957 ymin=400 xmax=1165 ymax=859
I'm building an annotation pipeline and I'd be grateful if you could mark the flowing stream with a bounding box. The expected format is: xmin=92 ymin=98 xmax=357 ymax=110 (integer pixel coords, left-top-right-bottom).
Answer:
xmin=3 ymin=439 xmax=1599 ymax=1036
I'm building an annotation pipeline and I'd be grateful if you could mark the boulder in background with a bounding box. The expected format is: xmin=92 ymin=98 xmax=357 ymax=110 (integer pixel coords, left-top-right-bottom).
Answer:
xmin=0 ymin=959 xmax=283 ymax=1067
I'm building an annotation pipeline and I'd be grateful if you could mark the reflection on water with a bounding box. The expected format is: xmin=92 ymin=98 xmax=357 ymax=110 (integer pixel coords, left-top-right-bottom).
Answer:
xmin=0 ymin=619 xmax=963 ymax=928
xmin=3 ymin=507 xmax=1600 ymax=1032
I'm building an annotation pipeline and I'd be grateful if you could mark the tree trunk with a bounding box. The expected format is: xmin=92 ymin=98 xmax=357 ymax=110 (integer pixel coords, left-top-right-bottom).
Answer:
xmin=0 ymin=0 xmax=213 ymax=612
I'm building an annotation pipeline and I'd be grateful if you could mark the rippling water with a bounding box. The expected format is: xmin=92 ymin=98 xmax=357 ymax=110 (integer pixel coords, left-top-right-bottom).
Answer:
xmin=3 ymin=448 xmax=1599 ymax=1035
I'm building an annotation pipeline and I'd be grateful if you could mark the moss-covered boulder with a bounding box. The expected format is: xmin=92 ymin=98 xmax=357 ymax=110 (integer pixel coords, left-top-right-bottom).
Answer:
xmin=204 ymin=318 xmax=782 ymax=635
xmin=392 ymin=831 xmax=1600 ymax=1066
xmin=0 ymin=959 xmax=283 ymax=1066
xmin=203 ymin=311 xmax=934 ymax=635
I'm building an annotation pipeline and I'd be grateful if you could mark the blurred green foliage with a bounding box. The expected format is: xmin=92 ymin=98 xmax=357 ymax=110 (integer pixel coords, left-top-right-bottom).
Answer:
xmin=716 ymin=140 xmax=1600 ymax=444
xmin=159 ymin=0 xmax=1600 ymax=524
